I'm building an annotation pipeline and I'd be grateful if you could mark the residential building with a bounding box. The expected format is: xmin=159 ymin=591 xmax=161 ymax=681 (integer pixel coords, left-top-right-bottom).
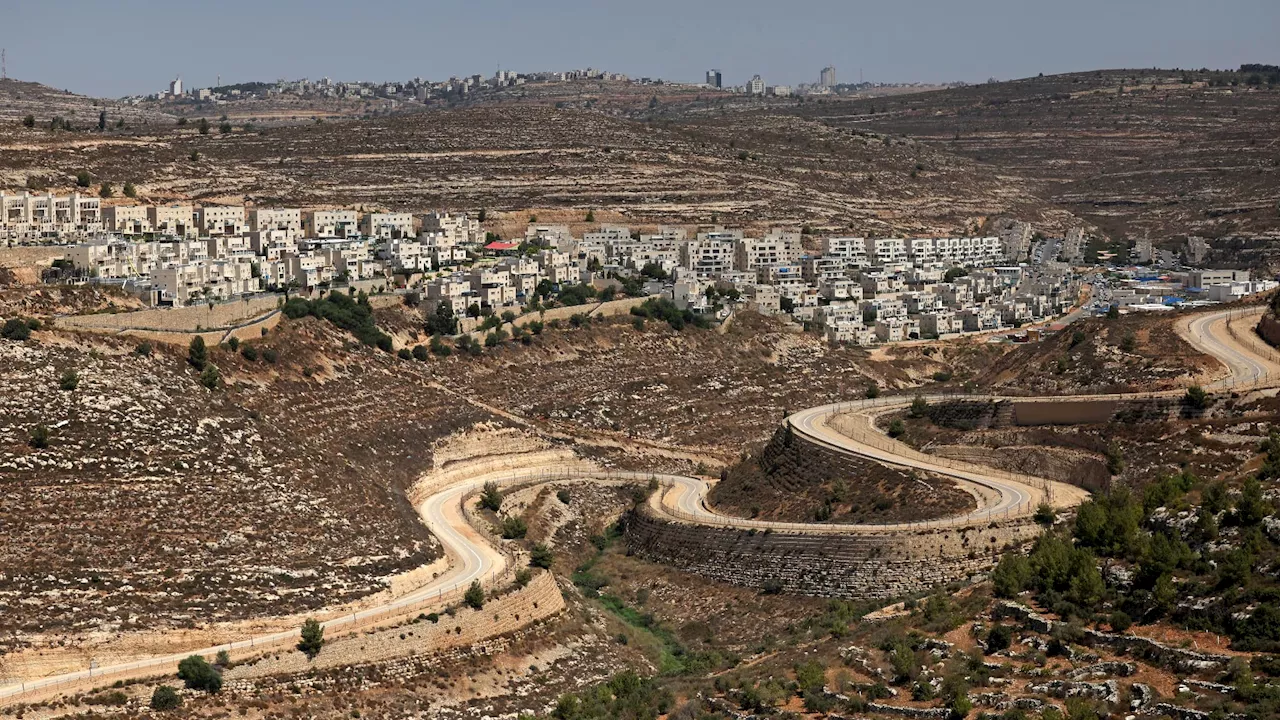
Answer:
xmin=303 ymin=209 xmax=359 ymax=238
xmin=103 ymin=205 xmax=152 ymax=236
xmin=248 ymin=208 xmax=303 ymax=238
xmin=360 ymin=212 xmax=414 ymax=239
xmin=148 ymin=204 xmax=195 ymax=237
xmin=195 ymin=205 xmax=246 ymax=237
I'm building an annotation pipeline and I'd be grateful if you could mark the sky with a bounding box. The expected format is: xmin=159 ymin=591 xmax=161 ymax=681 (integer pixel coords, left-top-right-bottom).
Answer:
xmin=2 ymin=0 xmax=1277 ymax=97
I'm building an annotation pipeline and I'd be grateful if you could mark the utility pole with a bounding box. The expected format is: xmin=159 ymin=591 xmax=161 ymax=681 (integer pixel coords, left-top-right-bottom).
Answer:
xmin=2 ymin=49 xmax=7 ymax=81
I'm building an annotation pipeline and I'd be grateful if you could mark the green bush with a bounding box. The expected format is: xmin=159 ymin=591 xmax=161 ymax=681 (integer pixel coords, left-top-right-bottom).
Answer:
xmin=261 ymin=347 xmax=279 ymax=363
xmin=297 ymin=618 xmax=324 ymax=659
xmin=2 ymin=317 xmax=32 ymax=340
xmin=500 ymin=515 xmax=528 ymax=539
xmin=986 ymin=624 xmax=1013 ymax=652
xmin=187 ymin=336 xmax=207 ymax=369
xmin=464 ymin=580 xmax=485 ymax=609
xmin=281 ymin=291 xmax=393 ymax=350
xmin=556 ymin=488 xmax=571 ymax=504
xmin=887 ymin=419 xmax=906 ymax=438
xmin=629 ymin=297 xmax=710 ymax=331
xmin=530 ymin=543 xmax=554 ymax=569
xmin=134 ymin=341 xmax=154 ymax=356
xmin=412 ymin=344 xmax=429 ymax=361
xmin=150 ymin=685 xmax=182 ymax=710
xmin=479 ymin=481 xmax=503 ymax=512
xmin=397 ymin=347 xmax=413 ymax=360
xmin=59 ymin=368 xmax=79 ymax=391
xmin=199 ymin=364 xmax=220 ymax=390
xmin=240 ymin=344 xmax=258 ymax=361
xmin=29 ymin=424 xmax=51 ymax=449
xmin=177 ymin=655 xmax=222 ymax=693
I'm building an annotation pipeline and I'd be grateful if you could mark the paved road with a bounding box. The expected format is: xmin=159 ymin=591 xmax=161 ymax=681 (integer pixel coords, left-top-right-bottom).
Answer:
xmin=2 ymin=304 xmax=1273 ymax=703
xmin=1182 ymin=306 xmax=1272 ymax=390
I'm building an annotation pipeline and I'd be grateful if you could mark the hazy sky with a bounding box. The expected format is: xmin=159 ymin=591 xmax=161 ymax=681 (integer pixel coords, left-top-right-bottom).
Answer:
xmin=3 ymin=0 xmax=1277 ymax=97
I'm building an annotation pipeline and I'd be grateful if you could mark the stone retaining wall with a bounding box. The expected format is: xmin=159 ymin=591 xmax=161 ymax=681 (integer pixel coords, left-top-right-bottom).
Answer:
xmin=928 ymin=397 xmax=1196 ymax=428
xmin=226 ymin=570 xmax=565 ymax=680
xmin=58 ymin=295 xmax=283 ymax=333
xmin=1258 ymin=313 xmax=1280 ymax=348
xmin=624 ymin=509 xmax=1041 ymax=600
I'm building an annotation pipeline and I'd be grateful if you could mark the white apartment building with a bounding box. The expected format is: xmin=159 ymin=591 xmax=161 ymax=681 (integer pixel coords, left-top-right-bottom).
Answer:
xmin=103 ymin=205 xmax=152 ymax=236
xmin=196 ymin=205 xmax=246 ymax=237
xmin=360 ymin=212 xmax=415 ymax=239
xmin=525 ymin=224 xmax=573 ymax=249
xmin=424 ymin=212 xmax=483 ymax=245
xmin=864 ymin=238 xmax=908 ymax=266
xmin=249 ymin=208 xmax=303 ymax=238
xmin=148 ymin=205 xmax=195 ymax=238
xmin=681 ymin=237 xmax=736 ymax=279
xmin=303 ymin=209 xmax=359 ymax=238
xmin=378 ymin=238 xmax=430 ymax=273
xmin=822 ymin=237 xmax=870 ymax=267
xmin=0 ymin=192 xmax=102 ymax=237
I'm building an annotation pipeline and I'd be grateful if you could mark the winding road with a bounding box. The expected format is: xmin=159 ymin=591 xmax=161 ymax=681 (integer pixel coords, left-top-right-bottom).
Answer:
xmin=2 ymin=304 xmax=1275 ymax=704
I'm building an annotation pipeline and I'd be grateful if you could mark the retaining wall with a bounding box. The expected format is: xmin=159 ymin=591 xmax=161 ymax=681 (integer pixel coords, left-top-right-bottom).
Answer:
xmin=1258 ymin=313 xmax=1280 ymax=348
xmin=624 ymin=509 xmax=1041 ymax=600
xmin=226 ymin=570 xmax=565 ymax=679
xmin=928 ymin=397 xmax=1193 ymax=429
xmin=57 ymin=295 xmax=282 ymax=333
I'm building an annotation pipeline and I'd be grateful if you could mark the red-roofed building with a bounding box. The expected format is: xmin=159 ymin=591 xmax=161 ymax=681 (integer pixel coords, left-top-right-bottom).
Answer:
xmin=483 ymin=241 xmax=518 ymax=253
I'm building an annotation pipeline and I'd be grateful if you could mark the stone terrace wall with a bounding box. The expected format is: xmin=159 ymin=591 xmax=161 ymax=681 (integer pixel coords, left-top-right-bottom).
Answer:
xmin=927 ymin=397 xmax=1194 ymax=428
xmin=58 ymin=295 xmax=282 ymax=333
xmin=227 ymin=570 xmax=565 ymax=679
xmin=625 ymin=509 xmax=1041 ymax=600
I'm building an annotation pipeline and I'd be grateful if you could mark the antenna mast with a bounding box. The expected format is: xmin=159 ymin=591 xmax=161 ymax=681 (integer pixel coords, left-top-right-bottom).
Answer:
xmin=2 ymin=49 xmax=7 ymax=81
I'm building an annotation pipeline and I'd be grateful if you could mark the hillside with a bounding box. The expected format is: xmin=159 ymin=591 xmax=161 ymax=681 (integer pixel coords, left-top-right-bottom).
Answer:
xmin=0 ymin=78 xmax=173 ymax=126
xmin=1 ymin=101 xmax=1063 ymax=234
xmin=794 ymin=68 xmax=1280 ymax=252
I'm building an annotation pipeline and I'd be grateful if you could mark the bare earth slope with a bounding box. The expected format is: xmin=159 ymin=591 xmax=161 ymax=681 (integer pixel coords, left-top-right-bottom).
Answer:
xmin=795 ymin=69 xmax=1280 ymax=245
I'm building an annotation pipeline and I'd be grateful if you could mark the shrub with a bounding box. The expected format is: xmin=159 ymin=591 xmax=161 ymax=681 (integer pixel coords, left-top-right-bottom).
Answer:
xmin=887 ymin=419 xmax=906 ymax=438
xmin=2 ymin=318 xmax=31 ymax=340
xmin=261 ymin=347 xmax=279 ymax=363
xmin=479 ymin=481 xmax=503 ymax=512
xmin=429 ymin=335 xmax=452 ymax=357
xmin=298 ymin=618 xmax=324 ymax=659
xmin=134 ymin=341 xmax=154 ymax=356
xmin=986 ymin=624 xmax=1013 ymax=652
xmin=1109 ymin=610 xmax=1133 ymax=633
xmin=150 ymin=685 xmax=182 ymax=710
xmin=397 ymin=347 xmax=413 ymax=360
xmin=530 ymin=543 xmax=554 ymax=569
xmin=1185 ymin=385 xmax=1212 ymax=410
xmin=199 ymin=364 xmax=220 ymax=390
xmin=412 ymin=344 xmax=429 ymax=361
xmin=909 ymin=395 xmax=928 ymax=418
xmin=29 ymin=424 xmax=51 ymax=449
xmin=500 ymin=515 xmax=528 ymax=539
xmin=992 ymin=554 xmax=1032 ymax=598
xmin=556 ymin=488 xmax=571 ymax=504
xmin=1034 ymin=503 xmax=1057 ymax=526
xmin=865 ymin=383 xmax=880 ymax=399
xmin=515 ymin=568 xmax=533 ymax=587
xmin=187 ymin=336 xmax=207 ymax=369
xmin=464 ymin=580 xmax=485 ymax=609
xmin=177 ymin=655 xmax=222 ymax=693
xmin=240 ymin=344 xmax=258 ymax=361
xmin=59 ymin=368 xmax=79 ymax=391
xmin=215 ymin=649 xmax=231 ymax=667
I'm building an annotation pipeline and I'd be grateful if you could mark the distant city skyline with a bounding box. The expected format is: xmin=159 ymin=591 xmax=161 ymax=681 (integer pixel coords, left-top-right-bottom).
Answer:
xmin=2 ymin=0 xmax=1277 ymax=98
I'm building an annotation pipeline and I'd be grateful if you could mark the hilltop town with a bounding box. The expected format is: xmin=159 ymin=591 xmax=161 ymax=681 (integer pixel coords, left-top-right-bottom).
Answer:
xmin=1 ymin=51 xmax=1280 ymax=720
